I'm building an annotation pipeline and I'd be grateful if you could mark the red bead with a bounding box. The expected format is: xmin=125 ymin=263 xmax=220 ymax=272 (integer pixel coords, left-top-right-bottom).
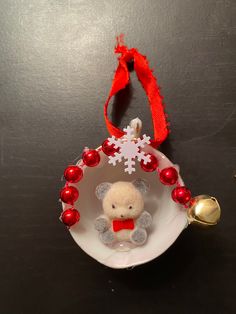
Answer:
xmin=61 ymin=208 xmax=80 ymax=227
xmin=140 ymin=154 xmax=158 ymax=172
xmin=64 ymin=165 xmax=83 ymax=183
xmin=172 ymin=186 xmax=191 ymax=205
xmin=60 ymin=186 xmax=79 ymax=204
xmin=82 ymin=149 xmax=100 ymax=167
xmin=160 ymin=167 xmax=178 ymax=185
xmin=102 ymin=139 xmax=119 ymax=156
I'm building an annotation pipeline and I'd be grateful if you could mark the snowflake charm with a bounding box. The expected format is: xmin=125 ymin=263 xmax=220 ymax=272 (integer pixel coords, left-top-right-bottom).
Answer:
xmin=107 ymin=125 xmax=151 ymax=174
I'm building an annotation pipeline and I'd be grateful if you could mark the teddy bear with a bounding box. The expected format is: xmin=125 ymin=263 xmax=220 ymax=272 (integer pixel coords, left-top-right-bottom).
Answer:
xmin=94 ymin=179 xmax=152 ymax=246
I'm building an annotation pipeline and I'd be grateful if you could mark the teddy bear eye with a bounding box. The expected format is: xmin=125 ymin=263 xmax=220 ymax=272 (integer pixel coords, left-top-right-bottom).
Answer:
xmin=112 ymin=204 xmax=116 ymax=209
xmin=129 ymin=205 xmax=133 ymax=209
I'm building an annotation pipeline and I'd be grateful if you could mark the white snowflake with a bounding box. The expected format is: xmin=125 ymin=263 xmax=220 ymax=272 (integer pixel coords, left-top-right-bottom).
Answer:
xmin=107 ymin=125 xmax=151 ymax=174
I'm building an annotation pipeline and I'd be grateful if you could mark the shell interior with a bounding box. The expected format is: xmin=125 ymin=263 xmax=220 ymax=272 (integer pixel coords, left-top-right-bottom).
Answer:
xmin=65 ymin=146 xmax=188 ymax=269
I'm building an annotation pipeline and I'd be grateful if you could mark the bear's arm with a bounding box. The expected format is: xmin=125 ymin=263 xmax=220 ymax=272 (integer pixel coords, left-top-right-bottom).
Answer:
xmin=94 ymin=215 xmax=111 ymax=232
xmin=136 ymin=211 xmax=152 ymax=228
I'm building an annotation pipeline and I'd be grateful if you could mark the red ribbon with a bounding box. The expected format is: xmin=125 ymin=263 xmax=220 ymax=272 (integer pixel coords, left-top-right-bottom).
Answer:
xmin=104 ymin=35 xmax=169 ymax=148
xmin=113 ymin=219 xmax=135 ymax=232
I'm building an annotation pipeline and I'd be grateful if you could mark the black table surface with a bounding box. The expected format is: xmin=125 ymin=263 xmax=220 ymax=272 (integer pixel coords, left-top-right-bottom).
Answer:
xmin=0 ymin=1 xmax=235 ymax=313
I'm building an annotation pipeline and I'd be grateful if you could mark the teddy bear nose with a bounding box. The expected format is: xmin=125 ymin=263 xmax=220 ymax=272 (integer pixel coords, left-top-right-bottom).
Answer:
xmin=120 ymin=214 xmax=124 ymax=218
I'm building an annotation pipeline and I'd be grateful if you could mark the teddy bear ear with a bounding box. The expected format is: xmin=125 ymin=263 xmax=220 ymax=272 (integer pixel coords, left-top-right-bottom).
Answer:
xmin=132 ymin=178 xmax=150 ymax=194
xmin=95 ymin=182 xmax=112 ymax=200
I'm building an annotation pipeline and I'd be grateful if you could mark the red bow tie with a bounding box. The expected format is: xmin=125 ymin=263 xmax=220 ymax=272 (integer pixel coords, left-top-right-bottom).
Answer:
xmin=112 ymin=219 xmax=134 ymax=232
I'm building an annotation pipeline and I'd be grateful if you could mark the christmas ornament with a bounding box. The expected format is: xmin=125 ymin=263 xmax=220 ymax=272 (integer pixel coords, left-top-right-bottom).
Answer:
xmin=102 ymin=139 xmax=119 ymax=156
xmin=107 ymin=125 xmax=151 ymax=174
xmin=171 ymin=186 xmax=192 ymax=205
xmin=188 ymin=195 xmax=221 ymax=225
xmin=82 ymin=149 xmax=100 ymax=167
xmin=64 ymin=165 xmax=83 ymax=183
xmin=61 ymin=208 xmax=80 ymax=227
xmin=60 ymin=186 xmax=79 ymax=205
xmin=94 ymin=179 xmax=152 ymax=247
xmin=159 ymin=167 xmax=178 ymax=185
xmin=140 ymin=154 xmax=158 ymax=172
xmin=58 ymin=35 xmax=221 ymax=269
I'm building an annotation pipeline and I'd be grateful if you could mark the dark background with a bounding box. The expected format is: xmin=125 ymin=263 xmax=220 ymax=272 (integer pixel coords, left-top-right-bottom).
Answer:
xmin=0 ymin=1 xmax=235 ymax=313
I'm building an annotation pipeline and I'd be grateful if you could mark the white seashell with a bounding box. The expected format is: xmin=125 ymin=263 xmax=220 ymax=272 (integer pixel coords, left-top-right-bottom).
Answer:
xmin=63 ymin=145 xmax=187 ymax=269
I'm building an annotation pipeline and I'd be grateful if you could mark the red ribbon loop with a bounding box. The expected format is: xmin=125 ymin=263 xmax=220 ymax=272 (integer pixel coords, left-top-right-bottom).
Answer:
xmin=104 ymin=36 xmax=169 ymax=147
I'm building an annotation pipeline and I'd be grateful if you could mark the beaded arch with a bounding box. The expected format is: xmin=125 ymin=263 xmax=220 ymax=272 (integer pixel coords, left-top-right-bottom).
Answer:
xmin=59 ymin=139 xmax=192 ymax=228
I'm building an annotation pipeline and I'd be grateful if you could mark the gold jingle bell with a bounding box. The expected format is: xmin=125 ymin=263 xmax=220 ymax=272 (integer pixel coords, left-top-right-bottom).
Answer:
xmin=187 ymin=195 xmax=221 ymax=226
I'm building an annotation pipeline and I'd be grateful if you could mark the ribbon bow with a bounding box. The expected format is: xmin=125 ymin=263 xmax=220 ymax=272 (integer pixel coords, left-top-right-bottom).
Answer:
xmin=112 ymin=219 xmax=135 ymax=232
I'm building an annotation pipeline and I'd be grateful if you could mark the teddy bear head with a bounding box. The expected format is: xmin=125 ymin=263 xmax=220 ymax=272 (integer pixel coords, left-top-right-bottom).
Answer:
xmin=95 ymin=179 xmax=149 ymax=220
